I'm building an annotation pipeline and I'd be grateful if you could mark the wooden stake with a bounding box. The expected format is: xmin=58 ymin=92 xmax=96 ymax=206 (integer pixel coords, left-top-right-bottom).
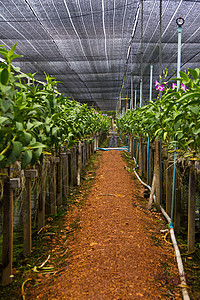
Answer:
xmin=188 ymin=163 xmax=196 ymax=252
xmin=148 ymin=172 xmax=156 ymax=210
xmin=68 ymin=149 xmax=73 ymax=192
xmin=23 ymin=169 xmax=38 ymax=257
xmin=175 ymin=174 xmax=181 ymax=233
xmin=77 ymin=142 xmax=82 ymax=186
xmin=62 ymin=152 xmax=68 ymax=198
xmin=38 ymin=164 xmax=46 ymax=230
xmin=139 ymin=137 xmax=143 ymax=177
xmin=166 ymin=159 xmax=173 ymax=217
xmin=57 ymin=153 xmax=63 ymax=206
xmin=49 ymin=159 xmax=57 ymax=215
xmin=2 ymin=179 xmax=16 ymax=285
xmin=155 ymin=139 xmax=162 ymax=211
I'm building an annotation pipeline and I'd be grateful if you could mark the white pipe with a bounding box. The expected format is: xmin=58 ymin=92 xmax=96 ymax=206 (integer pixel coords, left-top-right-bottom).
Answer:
xmin=132 ymin=159 xmax=190 ymax=300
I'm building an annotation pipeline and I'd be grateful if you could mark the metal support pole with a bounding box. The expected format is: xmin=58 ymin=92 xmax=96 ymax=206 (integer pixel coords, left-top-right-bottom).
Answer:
xmin=131 ymin=44 xmax=133 ymax=110
xmin=177 ymin=26 xmax=182 ymax=90
xmin=149 ymin=64 xmax=153 ymax=101
xmin=140 ymin=80 xmax=142 ymax=108
xmin=134 ymin=89 xmax=137 ymax=110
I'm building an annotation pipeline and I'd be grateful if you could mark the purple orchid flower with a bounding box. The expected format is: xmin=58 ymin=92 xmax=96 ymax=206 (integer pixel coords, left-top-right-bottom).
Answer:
xmin=181 ymin=84 xmax=187 ymax=91
xmin=172 ymin=83 xmax=177 ymax=90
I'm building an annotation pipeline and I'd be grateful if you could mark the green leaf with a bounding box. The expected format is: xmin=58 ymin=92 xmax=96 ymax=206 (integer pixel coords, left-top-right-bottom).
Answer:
xmin=16 ymin=121 xmax=24 ymax=131
xmin=23 ymin=132 xmax=32 ymax=144
xmin=35 ymin=147 xmax=43 ymax=158
xmin=28 ymin=142 xmax=46 ymax=149
xmin=6 ymin=150 xmax=17 ymax=166
xmin=190 ymin=106 xmax=199 ymax=115
xmin=0 ymin=68 xmax=9 ymax=85
xmin=21 ymin=150 xmax=32 ymax=169
xmin=174 ymin=120 xmax=181 ymax=131
xmin=163 ymin=132 xmax=167 ymax=140
xmin=0 ymin=84 xmax=12 ymax=94
xmin=0 ymin=116 xmax=9 ymax=125
xmin=193 ymin=128 xmax=200 ymax=135
xmin=12 ymin=141 xmax=22 ymax=157
xmin=179 ymin=71 xmax=190 ymax=84
xmin=9 ymin=43 xmax=17 ymax=56
xmin=1 ymin=99 xmax=12 ymax=112
xmin=188 ymin=68 xmax=199 ymax=82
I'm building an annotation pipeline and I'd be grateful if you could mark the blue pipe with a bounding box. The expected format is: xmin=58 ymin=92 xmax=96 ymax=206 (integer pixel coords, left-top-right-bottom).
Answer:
xmin=136 ymin=141 xmax=139 ymax=165
xmin=147 ymin=136 xmax=150 ymax=184
xmin=133 ymin=138 xmax=135 ymax=158
xmin=170 ymin=143 xmax=177 ymax=229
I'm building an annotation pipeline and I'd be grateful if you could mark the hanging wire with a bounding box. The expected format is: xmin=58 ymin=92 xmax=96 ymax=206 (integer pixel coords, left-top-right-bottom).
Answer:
xmin=140 ymin=0 xmax=143 ymax=107
xmin=159 ymin=0 xmax=162 ymax=78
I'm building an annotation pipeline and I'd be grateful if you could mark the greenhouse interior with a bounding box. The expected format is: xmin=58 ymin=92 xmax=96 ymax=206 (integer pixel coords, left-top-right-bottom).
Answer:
xmin=0 ymin=0 xmax=200 ymax=299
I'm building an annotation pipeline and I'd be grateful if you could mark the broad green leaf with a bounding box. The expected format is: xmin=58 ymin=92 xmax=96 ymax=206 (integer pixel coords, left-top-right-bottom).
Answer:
xmin=0 ymin=84 xmax=12 ymax=94
xmin=28 ymin=142 xmax=46 ymax=149
xmin=21 ymin=150 xmax=32 ymax=169
xmin=12 ymin=141 xmax=22 ymax=157
xmin=193 ymin=128 xmax=200 ymax=135
xmin=6 ymin=150 xmax=17 ymax=166
xmin=190 ymin=106 xmax=199 ymax=115
xmin=179 ymin=71 xmax=190 ymax=84
xmin=16 ymin=121 xmax=24 ymax=131
xmin=35 ymin=147 xmax=43 ymax=158
xmin=0 ymin=116 xmax=9 ymax=125
xmin=1 ymin=99 xmax=12 ymax=112
xmin=188 ymin=68 xmax=199 ymax=82
xmin=23 ymin=132 xmax=32 ymax=144
xmin=0 ymin=68 xmax=9 ymax=85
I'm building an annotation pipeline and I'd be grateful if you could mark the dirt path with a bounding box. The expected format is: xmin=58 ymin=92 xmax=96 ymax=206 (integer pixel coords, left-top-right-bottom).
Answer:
xmin=27 ymin=151 xmax=181 ymax=299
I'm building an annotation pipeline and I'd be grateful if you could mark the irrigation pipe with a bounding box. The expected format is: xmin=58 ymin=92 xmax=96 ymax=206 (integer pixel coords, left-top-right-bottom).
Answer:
xmin=131 ymin=156 xmax=190 ymax=300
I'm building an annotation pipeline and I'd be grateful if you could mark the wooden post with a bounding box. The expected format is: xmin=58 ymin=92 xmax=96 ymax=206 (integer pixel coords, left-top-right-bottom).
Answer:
xmin=23 ymin=170 xmax=38 ymax=257
xmin=139 ymin=137 xmax=143 ymax=177
xmin=166 ymin=158 xmax=173 ymax=217
xmin=38 ymin=163 xmax=47 ymax=230
xmin=62 ymin=152 xmax=68 ymax=198
xmin=188 ymin=163 xmax=196 ymax=252
xmin=94 ymin=135 xmax=97 ymax=152
xmin=68 ymin=149 xmax=73 ymax=192
xmin=81 ymin=143 xmax=84 ymax=167
xmin=143 ymin=142 xmax=147 ymax=181
xmin=129 ymin=135 xmax=132 ymax=155
xmin=175 ymin=172 xmax=181 ymax=233
xmin=155 ymin=140 xmax=162 ymax=212
xmin=77 ymin=141 xmax=82 ymax=186
xmin=2 ymin=178 xmax=20 ymax=285
xmin=57 ymin=153 xmax=63 ymax=206
xmin=49 ymin=158 xmax=57 ymax=215
xmin=149 ymin=144 xmax=153 ymax=186
xmin=72 ymin=146 xmax=77 ymax=186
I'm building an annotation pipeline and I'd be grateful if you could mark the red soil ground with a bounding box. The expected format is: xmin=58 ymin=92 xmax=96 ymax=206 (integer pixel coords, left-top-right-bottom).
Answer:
xmin=27 ymin=150 xmax=182 ymax=299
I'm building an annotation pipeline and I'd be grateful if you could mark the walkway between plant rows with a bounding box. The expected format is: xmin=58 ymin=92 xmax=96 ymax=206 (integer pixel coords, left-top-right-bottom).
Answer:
xmin=27 ymin=150 xmax=182 ymax=300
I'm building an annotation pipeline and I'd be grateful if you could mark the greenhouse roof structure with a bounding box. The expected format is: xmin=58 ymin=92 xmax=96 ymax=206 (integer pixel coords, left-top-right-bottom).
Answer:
xmin=0 ymin=0 xmax=200 ymax=111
